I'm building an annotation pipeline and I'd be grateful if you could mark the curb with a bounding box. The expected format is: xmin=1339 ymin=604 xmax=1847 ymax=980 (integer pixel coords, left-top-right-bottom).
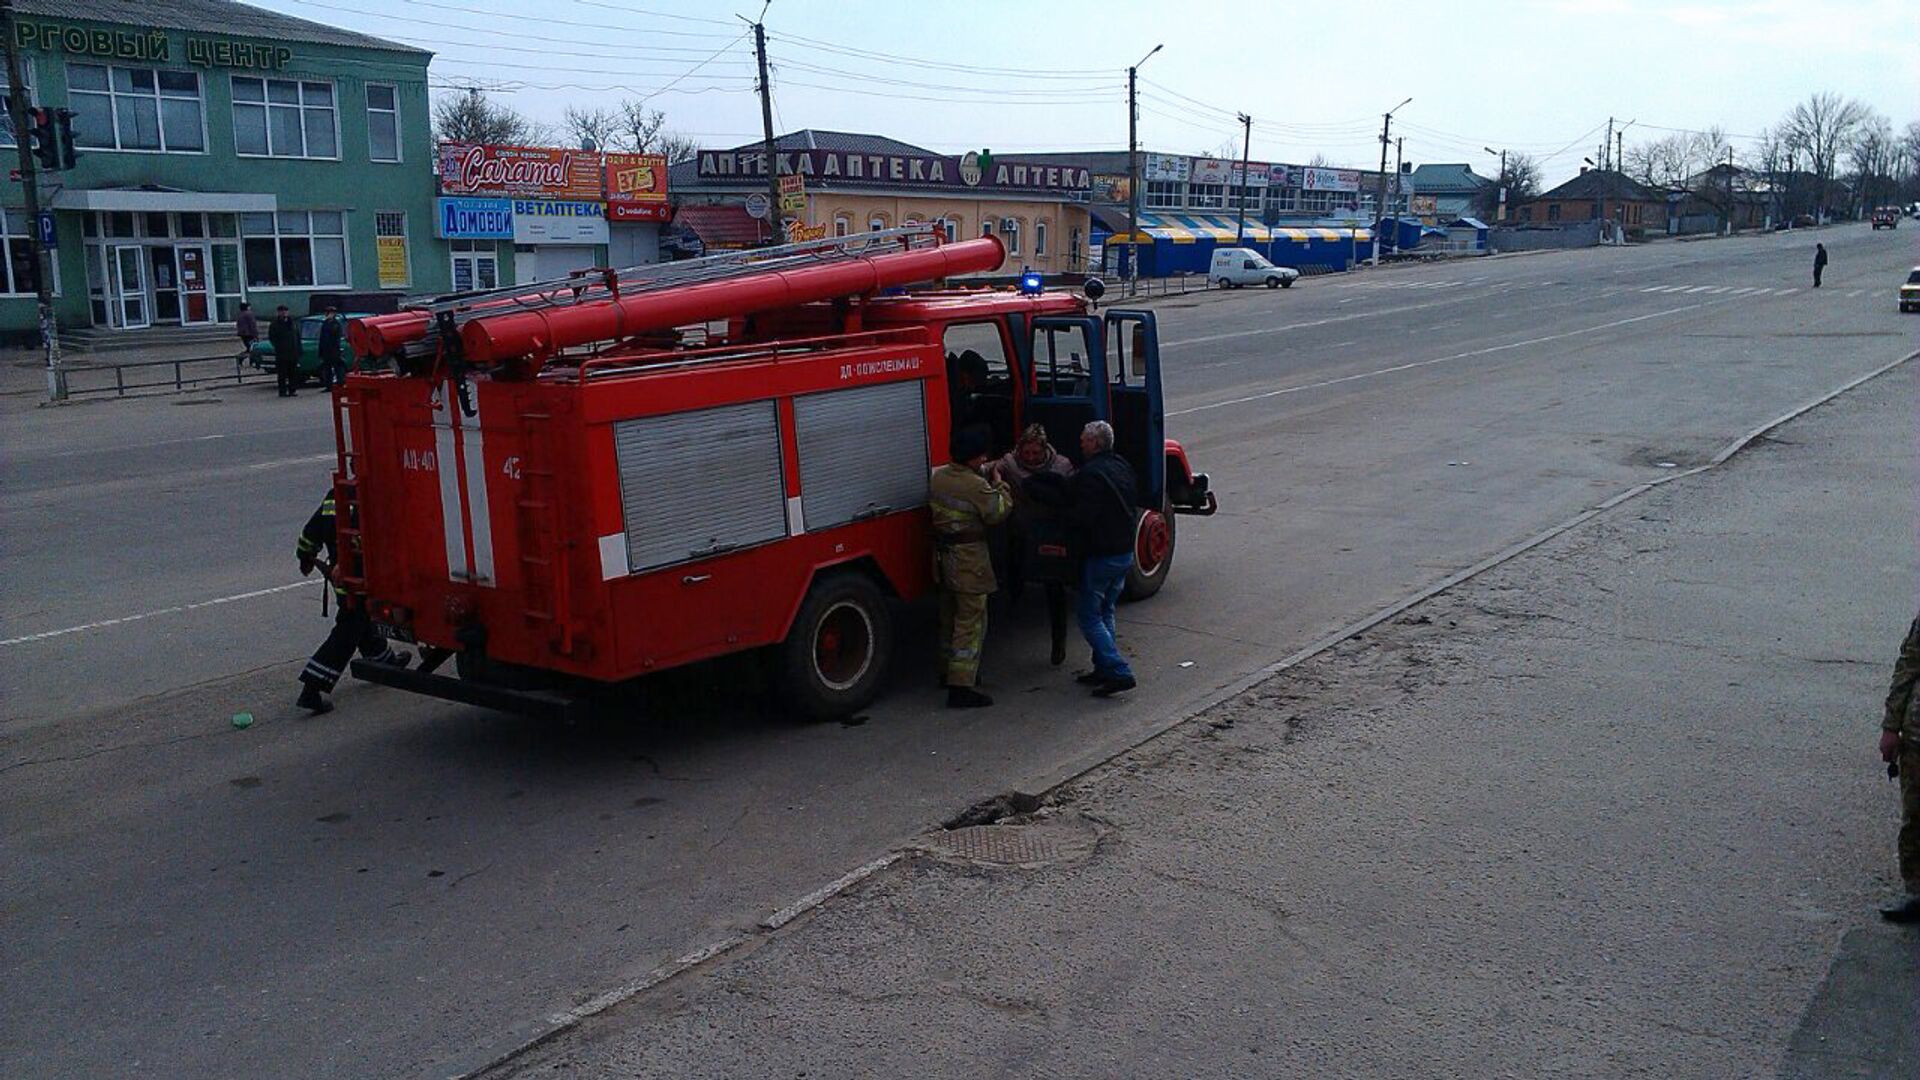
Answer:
xmin=452 ymin=346 xmax=1918 ymax=1080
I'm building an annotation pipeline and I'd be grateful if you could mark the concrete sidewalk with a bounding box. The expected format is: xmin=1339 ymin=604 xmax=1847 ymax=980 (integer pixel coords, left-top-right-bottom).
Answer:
xmin=494 ymin=364 xmax=1918 ymax=1078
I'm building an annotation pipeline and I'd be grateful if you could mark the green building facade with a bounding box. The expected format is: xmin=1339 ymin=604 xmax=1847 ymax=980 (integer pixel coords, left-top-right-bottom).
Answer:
xmin=3 ymin=0 xmax=446 ymax=340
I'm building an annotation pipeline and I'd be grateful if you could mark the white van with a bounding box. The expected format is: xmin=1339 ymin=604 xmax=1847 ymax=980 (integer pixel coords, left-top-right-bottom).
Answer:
xmin=1210 ymin=247 xmax=1299 ymax=289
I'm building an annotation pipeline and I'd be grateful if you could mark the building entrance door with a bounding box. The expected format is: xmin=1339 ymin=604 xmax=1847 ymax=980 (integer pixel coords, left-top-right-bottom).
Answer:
xmin=150 ymin=246 xmax=182 ymax=323
xmin=110 ymin=245 xmax=150 ymax=330
xmin=176 ymin=245 xmax=212 ymax=323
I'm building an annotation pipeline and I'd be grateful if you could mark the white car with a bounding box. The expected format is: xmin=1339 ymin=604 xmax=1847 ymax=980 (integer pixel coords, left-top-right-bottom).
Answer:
xmin=1211 ymin=247 xmax=1299 ymax=289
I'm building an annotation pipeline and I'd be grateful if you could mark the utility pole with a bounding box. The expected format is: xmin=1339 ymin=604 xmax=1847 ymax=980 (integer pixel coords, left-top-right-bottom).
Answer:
xmin=1393 ymin=136 xmax=1404 ymax=218
xmin=1725 ymin=144 xmax=1735 ymax=235
xmin=1603 ymin=116 xmax=1614 ymax=171
xmin=750 ymin=12 xmax=782 ymax=245
xmin=1370 ymin=97 xmax=1409 ymax=265
xmin=1234 ymin=111 xmax=1252 ymax=244
xmin=1126 ymin=44 xmax=1161 ymax=294
xmin=2 ymin=0 xmax=62 ymax=401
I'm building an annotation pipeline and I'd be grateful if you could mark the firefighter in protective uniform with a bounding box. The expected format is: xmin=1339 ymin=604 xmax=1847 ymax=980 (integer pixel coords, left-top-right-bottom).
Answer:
xmin=1880 ymin=611 xmax=1920 ymax=922
xmin=930 ymin=424 xmax=1012 ymax=708
xmin=295 ymin=489 xmax=410 ymax=713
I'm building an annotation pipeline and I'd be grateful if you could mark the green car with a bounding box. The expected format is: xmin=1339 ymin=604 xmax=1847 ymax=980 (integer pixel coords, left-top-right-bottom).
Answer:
xmin=249 ymin=314 xmax=375 ymax=384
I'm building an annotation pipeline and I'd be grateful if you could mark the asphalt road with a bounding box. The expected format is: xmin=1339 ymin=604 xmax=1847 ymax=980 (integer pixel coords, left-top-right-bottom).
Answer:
xmin=3 ymin=223 xmax=1912 ymax=1078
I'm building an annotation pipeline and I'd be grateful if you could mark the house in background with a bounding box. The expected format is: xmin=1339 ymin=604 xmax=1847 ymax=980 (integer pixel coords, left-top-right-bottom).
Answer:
xmin=1408 ymin=164 xmax=1489 ymax=222
xmin=1667 ymin=163 xmax=1773 ymax=234
xmin=1511 ymin=169 xmax=1666 ymax=238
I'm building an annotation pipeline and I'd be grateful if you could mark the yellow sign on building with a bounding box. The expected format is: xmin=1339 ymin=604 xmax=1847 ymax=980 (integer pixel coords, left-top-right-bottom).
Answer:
xmin=376 ymin=236 xmax=409 ymax=289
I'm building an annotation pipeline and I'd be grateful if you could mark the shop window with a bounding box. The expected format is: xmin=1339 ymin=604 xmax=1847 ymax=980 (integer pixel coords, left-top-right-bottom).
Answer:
xmin=365 ymin=83 xmax=401 ymax=163
xmin=1068 ymin=226 xmax=1082 ymax=265
xmin=1034 ymin=219 xmax=1049 ymax=257
xmin=1 ymin=211 xmax=57 ymax=296
xmin=0 ymin=59 xmax=30 ymax=149
xmin=232 ymin=77 xmax=338 ymax=159
xmin=68 ymin=63 xmax=205 ymax=153
xmin=451 ymin=239 xmax=499 ymax=292
xmin=1229 ymin=185 xmax=1262 ymax=211
xmin=1188 ymin=183 xmax=1225 ymax=210
xmin=833 ymin=215 xmax=850 ymax=237
xmin=241 ymin=210 xmax=348 ymax=288
xmin=867 ymin=213 xmax=888 ymax=232
xmin=1144 ymin=180 xmax=1183 ymax=209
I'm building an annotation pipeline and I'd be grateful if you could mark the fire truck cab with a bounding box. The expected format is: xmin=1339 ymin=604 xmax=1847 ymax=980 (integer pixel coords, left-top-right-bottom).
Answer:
xmin=336 ymin=227 xmax=1214 ymax=720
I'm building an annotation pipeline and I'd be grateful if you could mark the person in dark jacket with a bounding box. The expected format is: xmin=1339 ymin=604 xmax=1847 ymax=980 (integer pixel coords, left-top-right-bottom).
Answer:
xmin=316 ymin=308 xmax=345 ymax=388
xmin=991 ymin=423 xmax=1076 ymax=666
xmin=1067 ymin=420 xmax=1138 ymax=697
xmin=295 ymin=488 xmax=409 ymax=713
xmin=268 ymin=305 xmax=301 ymax=397
xmin=235 ymin=302 xmax=259 ymax=362
xmin=1813 ymin=243 xmax=1828 ymax=288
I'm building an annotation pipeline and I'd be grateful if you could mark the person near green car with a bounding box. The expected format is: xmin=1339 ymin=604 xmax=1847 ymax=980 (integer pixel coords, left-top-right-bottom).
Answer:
xmin=318 ymin=308 xmax=345 ymax=388
xmin=269 ymin=305 xmax=300 ymax=398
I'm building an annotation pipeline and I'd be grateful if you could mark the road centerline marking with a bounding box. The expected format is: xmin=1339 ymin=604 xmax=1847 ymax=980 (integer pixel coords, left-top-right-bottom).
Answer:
xmin=1 ymin=582 xmax=316 ymax=647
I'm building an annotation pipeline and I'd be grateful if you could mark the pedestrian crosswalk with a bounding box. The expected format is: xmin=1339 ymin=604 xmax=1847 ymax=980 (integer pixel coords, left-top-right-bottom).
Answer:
xmin=1638 ymin=284 xmax=1807 ymax=296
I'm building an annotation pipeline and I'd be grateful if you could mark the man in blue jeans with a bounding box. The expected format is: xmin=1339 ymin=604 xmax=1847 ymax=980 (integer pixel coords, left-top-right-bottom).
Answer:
xmin=1068 ymin=420 xmax=1139 ymax=697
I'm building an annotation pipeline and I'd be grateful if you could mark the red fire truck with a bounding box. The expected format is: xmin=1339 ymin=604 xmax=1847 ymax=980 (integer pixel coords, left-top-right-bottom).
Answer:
xmin=337 ymin=226 xmax=1216 ymax=719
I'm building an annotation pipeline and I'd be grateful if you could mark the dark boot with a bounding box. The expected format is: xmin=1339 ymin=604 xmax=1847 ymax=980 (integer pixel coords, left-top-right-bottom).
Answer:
xmin=1074 ymin=669 xmax=1108 ymax=685
xmin=1092 ymin=674 xmax=1137 ymax=698
xmin=1050 ymin=637 xmax=1067 ymax=667
xmin=1880 ymin=895 xmax=1920 ymax=923
xmin=296 ymin=685 xmax=334 ymax=714
xmin=947 ymin=686 xmax=993 ymax=709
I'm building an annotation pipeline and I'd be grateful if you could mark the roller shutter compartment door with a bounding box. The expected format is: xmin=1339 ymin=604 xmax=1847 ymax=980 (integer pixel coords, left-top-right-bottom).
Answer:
xmin=614 ymin=401 xmax=787 ymax=573
xmin=793 ymin=381 xmax=929 ymax=531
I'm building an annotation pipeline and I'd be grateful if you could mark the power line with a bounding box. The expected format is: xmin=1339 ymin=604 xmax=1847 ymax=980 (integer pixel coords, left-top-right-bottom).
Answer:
xmin=768 ymin=54 xmax=1119 ymax=97
xmin=766 ymin=28 xmax=1115 ymax=78
xmin=277 ymin=0 xmax=754 ymax=57
xmin=777 ymin=79 xmax=1118 ymax=107
xmin=561 ymin=0 xmax=736 ymax=26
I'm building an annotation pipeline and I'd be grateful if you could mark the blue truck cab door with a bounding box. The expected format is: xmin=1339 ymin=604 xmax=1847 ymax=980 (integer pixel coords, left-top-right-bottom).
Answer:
xmin=1019 ymin=314 xmax=1108 ymax=465
xmin=1103 ymin=309 xmax=1165 ymax=508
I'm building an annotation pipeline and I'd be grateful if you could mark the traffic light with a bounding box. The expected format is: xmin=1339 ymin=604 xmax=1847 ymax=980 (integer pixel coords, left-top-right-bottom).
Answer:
xmin=53 ymin=109 xmax=76 ymax=170
xmin=25 ymin=108 xmax=78 ymax=172
xmin=28 ymin=108 xmax=55 ymax=171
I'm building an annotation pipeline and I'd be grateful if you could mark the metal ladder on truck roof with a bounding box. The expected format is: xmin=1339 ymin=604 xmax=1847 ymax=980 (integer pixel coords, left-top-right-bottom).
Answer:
xmin=391 ymin=224 xmax=951 ymax=362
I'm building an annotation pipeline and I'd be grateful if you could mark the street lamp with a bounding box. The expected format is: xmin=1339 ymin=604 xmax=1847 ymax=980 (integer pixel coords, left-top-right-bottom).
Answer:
xmin=1370 ymin=96 xmax=1411 ymax=265
xmin=1484 ymin=146 xmax=1507 ymax=222
xmin=1126 ymin=44 xmax=1163 ymax=293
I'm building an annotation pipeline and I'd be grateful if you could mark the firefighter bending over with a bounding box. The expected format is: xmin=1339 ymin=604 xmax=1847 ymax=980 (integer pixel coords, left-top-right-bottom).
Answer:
xmin=930 ymin=424 xmax=1012 ymax=708
xmin=295 ymin=489 xmax=411 ymax=714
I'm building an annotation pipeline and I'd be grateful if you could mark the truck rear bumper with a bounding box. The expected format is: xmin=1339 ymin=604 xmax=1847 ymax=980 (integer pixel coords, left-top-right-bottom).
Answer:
xmin=350 ymin=658 xmax=587 ymax=721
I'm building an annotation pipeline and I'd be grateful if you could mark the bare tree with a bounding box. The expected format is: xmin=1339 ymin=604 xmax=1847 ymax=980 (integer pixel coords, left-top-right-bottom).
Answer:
xmin=656 ymin=131 xmax=702 ymax=164
xmin=1306 ymin=152 xmax=1332 ymax=169
xmin=609 ymin=101 xmax=701 ymax=161
xmin=1784 ymin=91 xmax=1868 ymax=220
xmin=1847 ymin=110 xmax=1896 ymax=213
xmin=1474 ymin=151 xmax=1541 ymax=220
xmin=562 ymin=105 xmax=622 ymax=151
xmin=432 ymin=88 xmax=538 ymax=145
xmin=1902 ymin=120 xmax=1920 ymax=203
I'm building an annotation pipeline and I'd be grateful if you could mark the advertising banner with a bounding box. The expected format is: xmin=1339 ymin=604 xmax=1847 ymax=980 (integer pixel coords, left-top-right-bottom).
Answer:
xmin=510 ymin=199 xmax=608 ymax=245
xmin=436 ymin=197 xmax=515 ymax=240
xmin=1301 ymin=167 xmax=1362 ymax=192
xmin=1267 ymin=164 xmax=1293 ymax=188
xmin=439 ymin=143 xmax=602 ymax=199
xmin=1142 ymin=153 xmax=1191 ymax=182
xmin=697 ymin=148 xmax=1090 ymax=193
xmin=604 ymin=152 xmax=669 ymax=223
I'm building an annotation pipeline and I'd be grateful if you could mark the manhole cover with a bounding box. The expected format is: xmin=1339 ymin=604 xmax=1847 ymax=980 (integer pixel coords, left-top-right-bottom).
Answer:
xmin=920 ymin=819 xmax=1099 ymax=867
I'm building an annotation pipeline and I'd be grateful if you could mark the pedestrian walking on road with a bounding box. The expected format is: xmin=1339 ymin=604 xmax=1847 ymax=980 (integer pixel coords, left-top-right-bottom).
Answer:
xmin=268 ymin=305 xmax=301 ymax=397
xmin=295 ymin=488 xmax=410 ymax=714
xmin=930 ymin=424 xmax=1012 ymax=708
xmin=1813 ymin=243 xmax=1828 ymax=288
xmin=235 ymin=302 xmax=259 ymax=363
xmin=992 ymin=423 xmax=1077 ymax=667
xmin=1068 ymin=420 xmax=1139 ymax=698
xmin=1879 ymin=612 xmax=1920 ymax=923
xmin=317 ymin=308 xmax=345 ymax=388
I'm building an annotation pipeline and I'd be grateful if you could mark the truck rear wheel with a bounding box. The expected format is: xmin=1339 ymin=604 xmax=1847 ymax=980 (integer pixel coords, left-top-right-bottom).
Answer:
xmin=780 ymin=571 xmax=894 ymax=720
xmin=1123 ymin=502 xmax=1175 ymax=601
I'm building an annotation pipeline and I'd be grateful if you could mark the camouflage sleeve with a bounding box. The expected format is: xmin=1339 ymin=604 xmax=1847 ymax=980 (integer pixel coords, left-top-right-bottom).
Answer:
xmin=1885 ymin=616 xmax=1920 ymax=732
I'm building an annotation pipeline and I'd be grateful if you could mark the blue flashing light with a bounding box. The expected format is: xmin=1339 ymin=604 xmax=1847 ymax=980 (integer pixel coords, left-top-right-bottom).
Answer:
xmin=1018 ymin=268 xmax=1044 ymax=295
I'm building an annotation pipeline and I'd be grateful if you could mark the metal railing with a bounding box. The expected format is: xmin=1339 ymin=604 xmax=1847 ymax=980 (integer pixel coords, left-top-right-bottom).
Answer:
xmin=63 ymin=353 xmax=275 ymax=400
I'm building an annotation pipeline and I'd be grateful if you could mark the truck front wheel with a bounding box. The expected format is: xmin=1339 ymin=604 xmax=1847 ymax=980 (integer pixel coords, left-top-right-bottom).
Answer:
xmin=1123 ymin=503 xmax=1175 ymax=601
xmin=780 ymin=571 xmax=894 ymax=719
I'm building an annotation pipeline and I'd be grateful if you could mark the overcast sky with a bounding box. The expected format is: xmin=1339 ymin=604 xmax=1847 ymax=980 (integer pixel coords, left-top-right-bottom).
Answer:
xmin=260 ymin=0 xmax=1918 ymax=186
